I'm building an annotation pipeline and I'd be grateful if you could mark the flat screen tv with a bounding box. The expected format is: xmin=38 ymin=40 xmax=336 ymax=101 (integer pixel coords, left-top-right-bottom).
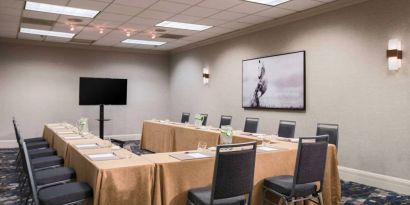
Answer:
xmin=242 ymin=51 xmax=305 ymax=110
xmin=79 ymin=77 xmax=127 ymax=105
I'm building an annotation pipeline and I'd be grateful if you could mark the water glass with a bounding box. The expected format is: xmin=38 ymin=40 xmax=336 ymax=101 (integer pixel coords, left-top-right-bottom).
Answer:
xmin=262 ymin=135 xmax=271 ymax=146
xmin=197 ymin=141 xmax=207 ymax=151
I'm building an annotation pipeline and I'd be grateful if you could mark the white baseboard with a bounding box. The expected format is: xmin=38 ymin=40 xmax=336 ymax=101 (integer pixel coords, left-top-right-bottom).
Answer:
xmin=0 ymin=140 xmax=18 ymax=148
xmin=339 ymin=166 xmax=410 ymax=195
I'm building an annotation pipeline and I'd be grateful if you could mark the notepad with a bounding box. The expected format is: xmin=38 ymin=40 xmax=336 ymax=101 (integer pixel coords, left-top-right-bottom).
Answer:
xmin=63 ymin=134 xmax=82 ymax=140
xmin=257 ymin=146 xmax=278 ymax=152
xmin=75 ymin=143 xmax=99 ymax=149
xmin=170 ymin=152 xmax=214 ymax=160
xmin=187 ymin=153 xmax=208 ymax=158
xmin=87 ymin=153 xmax=117 ymax=161
xmin=58 ymin=131 xmax=75 ymax=134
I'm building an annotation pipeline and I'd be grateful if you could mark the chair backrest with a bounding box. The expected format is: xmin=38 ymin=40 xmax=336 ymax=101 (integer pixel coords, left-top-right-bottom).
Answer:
xmin=21 ymin=142 xmax=40 ymax=205
xmin=181 ymin=112 xmax=190 ymax=123
xmin=316 ymin=123 xmax=339 ymax=149
xmin=278 ymin=120 xmax=296 ymax=138
xmin=201 ymin=113 xmax=208 ymax=126
xmin=244 ymin=117 xmax=259 ymax=133
xmin=292 ymin=136 xmax=329 ymax=196
xmin=211 ymin=142 xmax=257 ymax=205
xmin=219 ymin=115 xmax=232 ymax=128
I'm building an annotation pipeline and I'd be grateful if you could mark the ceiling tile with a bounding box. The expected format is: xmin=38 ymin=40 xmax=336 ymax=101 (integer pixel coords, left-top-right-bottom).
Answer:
xmin=149 ymin=1 xmax=191 ymax=14
xmin=53 ymin=23 xmax=84 ymax=33
xmin=237 ymin=15 xmax=271 ymax=24
xmin=90 ymin=19 xmax=124 ymax=28
xmin=22 ymin=10 xmax=59 ymax=21
xmin=104 ymin=4 xmax=143 ymax=16
xmin=219 ymin=21 xmax=251 ymax=29
xmin=75 ymin=26 xmax=109 ymax=40
xmin=68 ymin=0 xmax=110 ymax=10
xmin=93 ymin=30 xmax=128 ymax=46
xmin=138 ymin=9 xmax=175 ymax=20
xmin=95 ymin=12 xmax=132 ymax=22
xmin=228 ymin=2 xmax=271 ymax=14
xmin=256 ymin=7 xmax=294 ymax=18
xmin=209 ymin=11 xmax=248 ymax=21
xmin=203 ymin=26 xmax=233 ymax=35
xmin=127 ymin=16 xmax=162 ymax=26
xmin=195 ymin=18 xmax=228 ymax=26
xmin=0 ymin=14 xmax=20 ymax=24
xmin=119 ymin=23 xmax=150 ymax=32
xmin=198 ymin=0 xmax=242 ymax=10
xmin=181 ymin=6 xmax=221 ymax=18
xmin=114 ymin=0 xmax=158 ymax=8
xmin=18 ymin=32 xmax=45 ymax=41
xmin=20 ymin=22 xmax=53 ymax=30
xmin=277 ymin=0 xmax=323 ymax=11
xmin=167 ymin=0 xmax=202 ymax=5
xmin=0 ymin=32 xmax=17 ymax=38
xmin=0 ymin=0 xmax=24 ymax=9
xmin=163 ymin=28 xmax=198 ymax=35
xmin=0 ymin=7 xmax=21 ymax=17
xmin=168 ymin=14 xmax=202 ymax=23
xmin=45 ymin=36 xmax=71 ymax=42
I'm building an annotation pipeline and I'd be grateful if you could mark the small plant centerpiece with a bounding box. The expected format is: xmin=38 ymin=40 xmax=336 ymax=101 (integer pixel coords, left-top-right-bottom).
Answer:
xmin=220 ymin=125 xmax=233 ymax=144
xmin=78 ymin=118 xmax=89 ymax=134
xmin=194 ymin=114 xmax=205 ymax=128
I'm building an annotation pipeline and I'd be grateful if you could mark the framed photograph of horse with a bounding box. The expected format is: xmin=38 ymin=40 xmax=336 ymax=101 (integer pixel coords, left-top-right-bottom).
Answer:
xmin=242 ymin=51 xmax=306 ymax=110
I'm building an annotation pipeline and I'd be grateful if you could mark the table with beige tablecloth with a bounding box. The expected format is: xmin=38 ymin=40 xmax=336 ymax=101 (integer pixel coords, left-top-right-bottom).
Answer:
xmin=42 ymin=124 xmax=156 ymax=205
xmin=141 ymin=120 xmax=263 ymax=153
xmin=141 ymin=140 xmax=341 ymax=205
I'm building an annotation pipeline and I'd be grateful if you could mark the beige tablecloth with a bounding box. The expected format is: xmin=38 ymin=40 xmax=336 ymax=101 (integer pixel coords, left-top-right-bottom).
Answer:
xmin=141 ymin=120 xmax=263 ymax=153
xmin=43 ymin=124 xmax=156 ymax=205
xmin=141 ymin=140 xmax=341 ymax=205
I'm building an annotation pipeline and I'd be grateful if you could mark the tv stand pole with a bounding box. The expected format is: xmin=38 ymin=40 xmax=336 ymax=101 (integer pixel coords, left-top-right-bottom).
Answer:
xmin=97 ymin=104 xmax=111 ymax=139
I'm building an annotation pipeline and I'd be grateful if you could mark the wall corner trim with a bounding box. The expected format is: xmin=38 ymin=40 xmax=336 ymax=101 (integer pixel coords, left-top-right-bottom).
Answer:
xmin=339 ymin=166 xmax=410 ymax=195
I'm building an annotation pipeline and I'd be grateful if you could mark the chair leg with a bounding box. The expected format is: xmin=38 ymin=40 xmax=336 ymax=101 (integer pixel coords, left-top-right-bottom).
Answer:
xmin=281 ymin=196 xmax=288 ymax=205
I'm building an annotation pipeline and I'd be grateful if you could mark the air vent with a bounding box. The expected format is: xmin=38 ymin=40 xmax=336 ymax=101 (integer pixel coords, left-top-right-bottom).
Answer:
xmin=70 ymin=38 xmax=95 ymax=44
xmin=159 ymin=33 xmax=186 ymax=39
xmin=21 ymin=17 xmax=56 ymax=27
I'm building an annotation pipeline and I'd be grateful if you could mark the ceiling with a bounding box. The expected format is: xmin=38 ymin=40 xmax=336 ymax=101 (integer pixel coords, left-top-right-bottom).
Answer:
xmin=0 ymin=0 xmax=336 ymax=51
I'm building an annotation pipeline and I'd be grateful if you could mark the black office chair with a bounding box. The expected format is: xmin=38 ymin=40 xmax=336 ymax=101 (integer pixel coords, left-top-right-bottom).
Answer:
xmin=187 ymin=142 xmax=257 ymax=205
xmin=201 ymin=114 xmax=208 ymax=126
xmin=181 ymin=112 xmax=190 ymax=123
xmin=316 ymin=123 xmax=339 ymax=150
xmin=263 ymin=135 xmax=329 ymax=205
xmin=277 ymin=120 xmax=296 ymax=138
xmin=219 ymin=115 xmax=232 ymax=128
xmin=21 ymin=142 xmax=93 ymax=205
xmin=244 ymin=117 xmax=259 ymax=133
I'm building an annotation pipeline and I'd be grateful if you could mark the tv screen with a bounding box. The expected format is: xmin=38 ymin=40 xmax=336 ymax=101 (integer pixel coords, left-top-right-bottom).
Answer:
xmin=242 ymin=51 xmax=305 ymax=110
xmin=79 ymin=77 xmax=127 ymax=105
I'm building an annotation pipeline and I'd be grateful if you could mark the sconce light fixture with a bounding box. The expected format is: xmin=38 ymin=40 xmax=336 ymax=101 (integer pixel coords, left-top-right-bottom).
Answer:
xmin=203 ymin=67 xmax=210 ymax=85
xmin=387 ymin=39 xmax=402 ymax=71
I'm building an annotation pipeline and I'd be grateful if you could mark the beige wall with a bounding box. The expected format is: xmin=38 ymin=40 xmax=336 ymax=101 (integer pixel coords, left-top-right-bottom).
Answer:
xmin=169 ymin=0 xmax=410 ymax=180
xmin=0 ymin=43 xmax=170 ymax=140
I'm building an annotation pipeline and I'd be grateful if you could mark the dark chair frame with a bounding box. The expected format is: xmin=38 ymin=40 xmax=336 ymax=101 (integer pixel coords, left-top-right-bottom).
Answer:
xmin=263 ymin=135 xmax=329 ymax=205
xmin=219 ymin=115 xmax=232 ymax=128
xmin=181 ymin=112 xmax=190 ymax=123
xmin=188 ymin=142 xmax=257 ymax=205
xmin=316 ymin=123 xmax=339 ymax=150
xmin=244 ymin=117 xmax=259 ymax=133
xmin=201 ymin=113 xmax=208 ymax=126
xmin=277 ymin=120 xmax=296 ymax=138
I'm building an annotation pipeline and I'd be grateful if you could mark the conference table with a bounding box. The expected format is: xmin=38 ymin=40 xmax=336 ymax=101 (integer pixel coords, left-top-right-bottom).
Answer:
xmin=42 ymin=121 xmax=341 ymax=205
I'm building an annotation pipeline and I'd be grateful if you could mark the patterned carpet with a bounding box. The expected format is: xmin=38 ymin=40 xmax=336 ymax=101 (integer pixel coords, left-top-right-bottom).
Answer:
xmin=1 ymin=146 xmax=409 ymax=205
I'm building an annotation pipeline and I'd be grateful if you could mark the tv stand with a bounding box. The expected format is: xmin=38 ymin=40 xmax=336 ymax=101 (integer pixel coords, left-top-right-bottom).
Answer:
xmin=97 ymin=104 xmax=111 ymax=139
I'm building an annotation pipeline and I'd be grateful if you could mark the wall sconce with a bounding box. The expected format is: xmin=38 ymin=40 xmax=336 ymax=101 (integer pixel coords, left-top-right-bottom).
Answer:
xmin=387 ymin=39 xmax=402 ymax=71
xmin=203 ymin=67 xmax=210 ymax=85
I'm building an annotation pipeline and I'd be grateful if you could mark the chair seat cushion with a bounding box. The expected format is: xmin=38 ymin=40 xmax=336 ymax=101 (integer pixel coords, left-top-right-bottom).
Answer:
xmin=27 ymin=141 xmax=49 ymax=150
xmin=32 ymin=156 xmax=63 ymax=169
xmin=29 ymin=148 xmax=56 ymax=159
xmin=24 ymin=137 xmax=45 ymax=143
xmin=35 ymin=167 xmax=76 ymax=186
xmin=188 ymin=187 xmax=246 ymax=205
xmin=38 ymin=182 xmax=92 ymax=205
xmin=264 ymin=175 xmax=317 ymax=197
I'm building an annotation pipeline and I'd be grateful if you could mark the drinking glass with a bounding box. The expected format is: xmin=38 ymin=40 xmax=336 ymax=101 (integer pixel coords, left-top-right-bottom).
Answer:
xmin=262 ymin=135 xmax=271 ymax=147
xmin=197 ymin=141 xmax=207 ymax=151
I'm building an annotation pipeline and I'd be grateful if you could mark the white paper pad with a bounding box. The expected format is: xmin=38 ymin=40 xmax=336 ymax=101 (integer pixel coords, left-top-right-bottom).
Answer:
xmin=257 ymin=146 xmax=278 ymax=152
xmin=58 ymin=131 xmax=74 ymax=134
xmin=87 ymin=153 xmax=117 ymax=161
xmin=75 ymin=143 xmax=99 ymax=149
xmin=63 ymin=134 xmax=82 ymax=140
xmin=187 ymin=153 xmax=208 ymax=158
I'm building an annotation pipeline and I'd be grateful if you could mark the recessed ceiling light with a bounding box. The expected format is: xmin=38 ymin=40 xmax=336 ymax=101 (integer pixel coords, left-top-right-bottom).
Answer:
xmin=25 ymin=1 xmax=99 ymax=18
xmin=122 ymin=39 xmax=166 ymax=46
xmin=245 ymin=0 xmax=290 ymax=6
xmin=20 ymin=27 xmax=75 ymax=38
xmin=156 ymin=21 xmax=212 ymax=31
